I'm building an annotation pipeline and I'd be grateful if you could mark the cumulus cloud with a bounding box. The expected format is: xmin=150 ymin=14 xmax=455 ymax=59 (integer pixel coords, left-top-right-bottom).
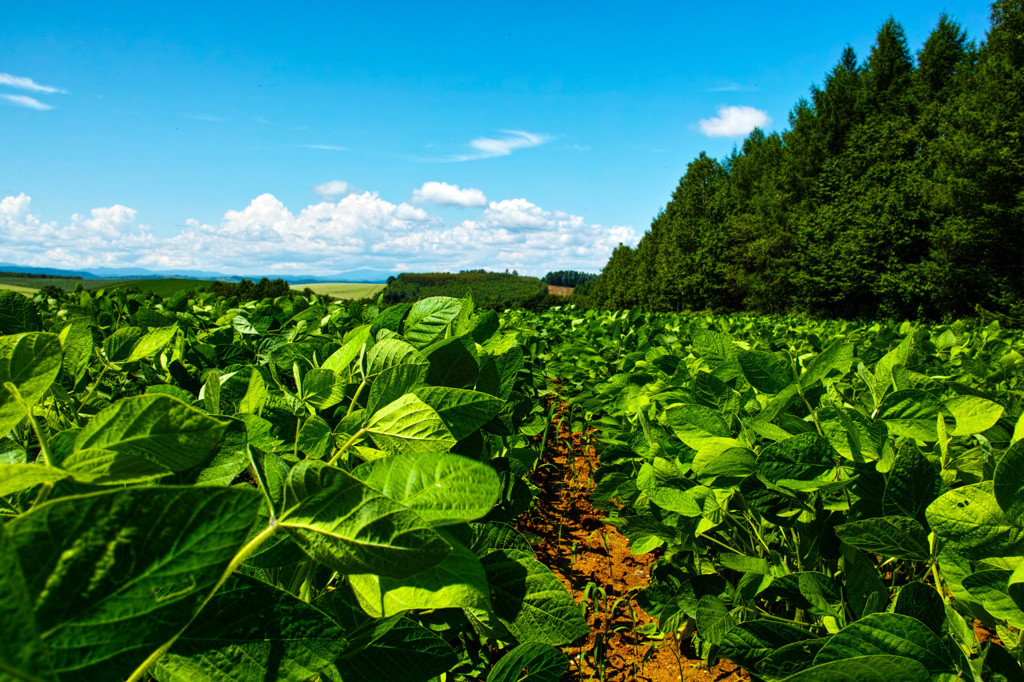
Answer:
xmin=0 ymin=73 xmax=65 ymax=94
xmin=411 ymin=181 xmax=487 ymax=207
xmin=1 ymin=191 xmax=638 ymax=277
xmin=313 ymin=180 xmax=355 ymax=199
xmin=1 ymin=94 xmax=53 ymax=110
xmin=697 ymin=105 xmax=771 ymax=137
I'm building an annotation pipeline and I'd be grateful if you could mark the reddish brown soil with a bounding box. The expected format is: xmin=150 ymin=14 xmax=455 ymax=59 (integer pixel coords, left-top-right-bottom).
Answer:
xmin=515 ymin=404 xmax=747 ymax=682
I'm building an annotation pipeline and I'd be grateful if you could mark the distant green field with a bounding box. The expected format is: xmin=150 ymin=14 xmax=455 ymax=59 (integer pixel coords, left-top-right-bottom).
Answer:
xmin=289 ymin=282 xmax=386 ymax=299
xmin=0 ymin=276 xmax=124 ymax=293
xmin=100 ymin=278 xmax=214 ymax=297
xmin=0 ymin=282 xmax=39 ymax=296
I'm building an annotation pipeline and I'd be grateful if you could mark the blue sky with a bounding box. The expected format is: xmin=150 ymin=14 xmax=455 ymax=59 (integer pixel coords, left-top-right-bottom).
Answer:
xmin=0 ymin=1 xmax=995 ymax=278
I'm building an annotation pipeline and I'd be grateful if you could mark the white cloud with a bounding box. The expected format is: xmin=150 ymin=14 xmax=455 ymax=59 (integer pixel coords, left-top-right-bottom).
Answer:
xmin=302 ymin=144 xmax=348 ymax=152
xmin=426 ymin=130 xmax=550 ymax=162
xmin=697 ymin=105 xmax=771 ymax=137
xmin=313 ymin=180 xmax=354 ymax=199
xmin=1 ymin=94 xmax=53 ymax=111
xmin=411 ymin=181 xmax=487 ymax=207
xmin=0 ymin=192 xmax=638 ymax=277
xmin=183 ymin=113 xmax=225 ymax=122
xmin=0 ymin=73 xmax=65 ymax=94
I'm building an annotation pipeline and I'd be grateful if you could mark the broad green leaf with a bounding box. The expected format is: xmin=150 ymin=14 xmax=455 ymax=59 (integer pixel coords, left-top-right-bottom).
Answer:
xmin=881 ymin=444 xmax=940 ymax=521
xmin=0 ymin=524 xmax=56 ymax=682
xmin=367 ymin=338 xmax=429 ymax=378
xmin=299 ymin=368 xmax=338 ymax=409
xmin=424 ymin=334 xmax=479 ymax=388
xmin=648 ymin=484 xmax=708 ymax=517
xmin=738 ymin=350 xmax=793 ymax=394
xmin=0 ymin=463 xmax=70 ymax=497
xmin=481 ymin=549 xmax=589 ymax=646
xmin=194 ymin=418 xmax=249 ymax=487
xmin=331 ymin=617 xmax=457 ymax=682
xmin=716 ymin=620 xmax=813 ymax=671
xmin=757 ymin=638 xmax=829 ymax=678
xmin=873 ymin=333 xmax=914 ymax=398
xmin=367 ymin=364 xmax=428 ymax=415
xmin=834 ymin=517 xmax=931 ymax=562
xmin=781 ymin=655 xmax=929 ymax=682
xmin=927 ymin=482 xmax=1024 ymax=560
xmin=59 ymin=321 xmax=94 ymax=383
xmin=892 ymin=582 xmax=945 ymax=636
xmin=61 ymin=448 xmax=175 ymax=485
xmin=876 ymin=389 xmax=944 ymax=441
xmin=994 ymin=440 xmax=1024 ymax=522
xmin=487 ymin=642 xmax=567 ymax=682
xmin=470 ymin=522 xmax=533 ymax=555
xmin=946 ymin=395 xmax=1004 ymax=437
xmin=365 ymin=394 xmax=457 ymax=455
xmin=842 ymin=543 xmax=889 ymax=618
xmin=296 ymin=415 xmax=333 ymax=460
xmin=7 ymin=486 xmax=261 ymax=680
xmin=349 ymin=536 xmax=490 ymax=616
xmin=235 ymin=368 xmax=267 ymax=414
xmin=662 ymin=403 xmax=731 ymax=450
xmin=353 ymin=451 xmax=499 ymax=523
xmin=813 ymin=613 xmax=954 ymax=675
xmin=962 ymin=570 xmax=1024 ymax=629
xmin=758 ymin=434 xmax=839 ymax=487
xmin=0 ymin=332 xmax=62 ymax=437
xmin=125 ymin=325 xmax=177 ymax=363
xmin=692 ymin=328 xmax=739 ymax=365
xmin=321 ymin=325 xmax=370 ymax=374
xmin=696 ymin=595 xmax=736 ymax=645
xmin=103 ymin=326 xmax=143 ymax=362
xmin=692 ymin=445 xmax=756 ymax=483
xmin=413 ymin=386 xmax=503 ymax=441
xmin=281 ymin=460 xmax=450 ymax=578
xmin=403 ymin=297 xmax=462 ymax=348
xmin=73 ymin=394 xmax=228 ymax=473
xmin=152 ymin=574 xmax=346 ymax=682
xmin=0 ymin=290 xmax=41 ymax=334
xmin=799 ymin=340 xmax=853 ymax=389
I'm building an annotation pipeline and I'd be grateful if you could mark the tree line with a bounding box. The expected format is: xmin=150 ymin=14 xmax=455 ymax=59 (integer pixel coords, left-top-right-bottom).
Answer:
xmin=589 ymin=1 xmax=1023 ymax=321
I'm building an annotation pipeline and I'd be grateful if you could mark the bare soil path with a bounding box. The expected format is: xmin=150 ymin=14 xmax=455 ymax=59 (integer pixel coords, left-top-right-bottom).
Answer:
xmin=514 ymin=402 xmax=747 ymax=682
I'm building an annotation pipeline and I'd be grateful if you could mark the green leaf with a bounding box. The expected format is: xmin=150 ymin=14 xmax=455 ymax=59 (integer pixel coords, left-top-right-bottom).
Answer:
xmin=296 ymin=415 xmax=333 ymax=459
xmin=353 ymin=451 xmax=499 ymax=524
xmin=881 ymin=444 xmax=940 ymax=521
xmin=424 ymin=334 xmax=479 ymax=388
xmin=349 ymin=535 xmax=490 ymax=616
xmin=696 ymin=595 xmax=736 ymax=645
xmin=103 ymin=326 xmax=143 ymax=362
xmin=0 ymin=463 xmax=70 ymax=497
xmin=72 ymin=394 xmax=228 ymax=474
xmin=365 ymin=394 xmax=457 ymax=455
xmin=367 ymin=364 xmax=428 ymax=415
xmin=842 ymin=544 xmax=888 ymax=619
xmin=813 ymin=613 xmax=954 ymax=675
xmin=281 ymin=460 xmax=451 ymax=578
xmin=962 ymin=570 xmax=1024 ymax=629
xmin=0 ymin=523 xmax=56 ymax=682
xmin=927 ymin=482 xmax=1024 ymax=560
xmin=892 ymin=582 xmax=945 ymax=636
xmin=331 ymin=617 xmax=457 ymax=682
xmin=366 ymin=338 xmax=429 ymax=378
xmin=403 ymin=297 xmax=463 ymax=348
xmin=487 ymin=642 xmax=567 ymax=682
xmin=662 ymin=403 xmax=732 ymax=450
xmin=322 ymin=325 xmax=370 ymax=375
xmin=780 ymin=655 xmax=929 ymax=681
xmin=152 ymin=574 xmax=346 ymax=682
xmin=125 ymin=326 xmax=177 ymax=363
xmin=738 ymin=350 xmax=794 ymax=394
xmin=800 ymin=340 xmax=853 ymax=389
xmin=757 ymin=638 xmax=829 ymax=678
xmin=876 ymin=389 xmax=944 ymax=441
xmin=7 ymin=486 xmax=261 ymax=680
xmin=0 ymin=332 xmax=62 ymax=437
xmin=0 ymin=290 xmax=41 ymax=334
xmin=946 ymin=395 xmax=1004 ymax=437
xmin=413 ymin=386 xmax=503 ymax=441
xmin=481 ymin=549 xmax=589 ymax=646
xmin=994 ymin=440 xmax=1024 ymax=522
xmin=758 ymin=434 xmax=839 ymax=487
xmin=834 ymin=517 xmax=931 ymax=561
xmin=716 ymin=620 xmax=813 ymax=671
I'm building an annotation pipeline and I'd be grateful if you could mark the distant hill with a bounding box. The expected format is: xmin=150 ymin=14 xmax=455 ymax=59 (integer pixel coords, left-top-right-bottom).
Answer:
xmin=0 ymin=262 xmax=398 ymax=284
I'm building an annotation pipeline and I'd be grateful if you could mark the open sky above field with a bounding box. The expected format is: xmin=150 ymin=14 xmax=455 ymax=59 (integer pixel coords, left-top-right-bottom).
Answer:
xmin=1 ymin=0 xmax=995 ymax=278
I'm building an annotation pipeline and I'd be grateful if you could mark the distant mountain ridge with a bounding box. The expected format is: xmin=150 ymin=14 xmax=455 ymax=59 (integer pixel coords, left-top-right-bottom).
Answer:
xmin=0 ymin=262 xmax=397 ymax=284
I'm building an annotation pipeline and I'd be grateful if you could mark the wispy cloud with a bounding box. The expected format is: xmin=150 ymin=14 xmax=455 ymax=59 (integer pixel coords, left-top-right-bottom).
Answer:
xmin=1 ymin=94 xmax=53 ymax=111
xmin=697 ymin=105 xmax=771 ymax=137
xmin=183 ymin=113 xmax=226 ymax=122
xmin=423 ymin=130 xmax=551 ymax=162
xmin=411 ymin=181 xmax=487 ymax=207
xmin=313 ymin=180 xmax=355 ymax=199
xmin=302 ymin=144 xmax=348 ymax=152
xmin=0 ymin=73 xmax=66 ymax=94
